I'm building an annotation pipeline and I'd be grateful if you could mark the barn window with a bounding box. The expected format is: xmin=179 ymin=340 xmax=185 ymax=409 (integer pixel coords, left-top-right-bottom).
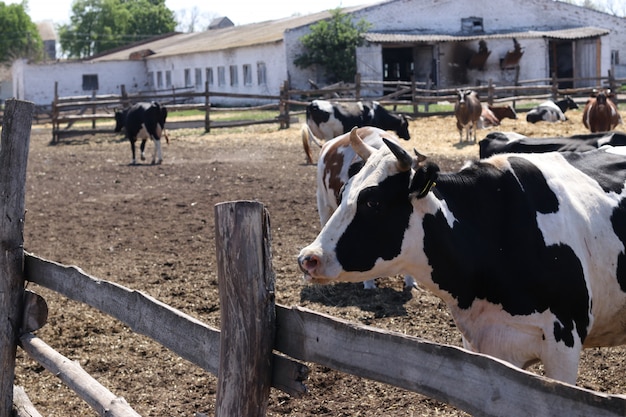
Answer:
xmin=195 ymin=68 xmax=202 ymax=87
xmin=461 ymin=17 xmax=483 ymax=34
xmin=184 ymin=69 xmax=192 ymax=87
xmin=218 ymin=66 xmax=226 ymax=86
xmin=243 ymin=64 xmax=252 ymax=86
xmin=165 ymin=71 xmax=172 ymax=88
xmin=230 ymin=65 xmax=238 ymax=86
xmin=206 ymin=67 xmax=214 ymax=86
xmin=156 ymin=71 xmax=163 ymax=88
xmin=612 ymin=50 xmax=620 ymax=65
xmin=82 ymin=74 xmax=98 ymax=91
xmin=257 ymin=62 xmax=266 ymax=85
xmin=147 ymin=72 xmax=154 ymax=88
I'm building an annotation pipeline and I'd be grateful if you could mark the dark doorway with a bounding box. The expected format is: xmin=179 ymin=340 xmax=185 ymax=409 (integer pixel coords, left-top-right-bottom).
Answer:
xmin=382 ymin=46 xmax=435 ymax=92
xmin=383 ymin=47 xmax=414 ymax=83
xmin=549 ymin=41 xmax=573 ymax=88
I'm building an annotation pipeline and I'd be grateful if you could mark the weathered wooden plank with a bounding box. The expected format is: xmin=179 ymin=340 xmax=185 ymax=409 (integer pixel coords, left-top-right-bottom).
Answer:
xmin=23 ymin=254 xmax=308 ymax=397
xmin=25 ymin=254 xmax=220 ymax=373
xmin=0 ymin=99 xmax=34 ymax=416
xmin=13 ymin=385 xmax=43 ymax=417
xmin=214 ymin=201 xmax=275 ymax=417
xmin=275 ymin=305 xmax=626 ymax=417
xmin=19 ymin=333 xmax=141 ymax=417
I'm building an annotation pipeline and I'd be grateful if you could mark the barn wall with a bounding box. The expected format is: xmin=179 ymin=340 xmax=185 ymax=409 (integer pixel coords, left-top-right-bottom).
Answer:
xmin=11 ymin=59 xmax=146 ymax=106
xmin=343 ymin=0 xmax=626 ymax=88
xmin=145 ymin=43 xmax=287 ymax=105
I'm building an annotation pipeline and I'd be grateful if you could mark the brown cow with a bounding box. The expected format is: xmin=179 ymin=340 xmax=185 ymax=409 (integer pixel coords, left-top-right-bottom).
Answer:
xmin=582 ymin=89 xmax=622 ymax=133
xmin=479 ymin=104 xmax=518 ymax=128
xmin=454 ymin=90 xmax=482 ymax=141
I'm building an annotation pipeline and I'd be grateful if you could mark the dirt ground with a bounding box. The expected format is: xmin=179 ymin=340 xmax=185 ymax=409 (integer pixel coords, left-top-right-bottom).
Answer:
xmin=14 ymin=109 xmax=626 ymax=416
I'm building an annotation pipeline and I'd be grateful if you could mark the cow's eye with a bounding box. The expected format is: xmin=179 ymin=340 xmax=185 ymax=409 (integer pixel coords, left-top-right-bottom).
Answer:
xmin=366 ymin=200 xmax=379 ymax=209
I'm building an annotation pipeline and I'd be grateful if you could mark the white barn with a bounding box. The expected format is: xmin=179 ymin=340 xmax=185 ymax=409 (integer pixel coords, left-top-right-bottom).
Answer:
xmin=11 ymin=0 xmax=626 ymax=106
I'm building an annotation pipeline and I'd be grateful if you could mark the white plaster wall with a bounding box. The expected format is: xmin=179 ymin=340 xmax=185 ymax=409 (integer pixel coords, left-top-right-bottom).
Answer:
xmin=349 ymin=0 xmax=626 ymax=81
xmin=12 ymin=59 xmax=146 ymax=105
xmin=146 ymin=43 xmax=287 ymax=105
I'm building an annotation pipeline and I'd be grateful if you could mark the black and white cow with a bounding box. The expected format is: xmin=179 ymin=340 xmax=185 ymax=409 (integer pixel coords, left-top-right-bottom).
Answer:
xmin=115 ymin=102 xmax=168 ymax=165
xmin=479 ymin=131 xmax=626 ymax=158
xmin=525 ymin=96 xmax=578 ymax=123
xmin=316 ymin=126 xmax=419 ymax=289
xmin=302 ymin=99 xmax=410 ymax=164
xmin=299 ymin=130 xmax=626 ymax=384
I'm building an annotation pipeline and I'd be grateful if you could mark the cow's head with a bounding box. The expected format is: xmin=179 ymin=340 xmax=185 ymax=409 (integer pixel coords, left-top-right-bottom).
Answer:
xmin=397 ymin=114 xmax=411 ymax=140
xmin=114 ymin=108 xmax=127 ymax=133
xmin=298 ymin=128 xmax=438 ymax=284
xmin=562 ymin=96 xmax=579 ymax=111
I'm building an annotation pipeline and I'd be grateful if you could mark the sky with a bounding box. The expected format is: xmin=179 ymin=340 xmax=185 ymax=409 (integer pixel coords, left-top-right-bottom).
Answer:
xmin=9 ymin=0 xmax=381 ymax=26
xmin=7 ymin=0 xmax=624 ymax=27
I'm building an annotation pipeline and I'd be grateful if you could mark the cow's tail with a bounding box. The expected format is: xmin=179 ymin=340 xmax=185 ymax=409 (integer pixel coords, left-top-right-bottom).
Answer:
xmin=301 ymin=124 xmax=323 ymax=164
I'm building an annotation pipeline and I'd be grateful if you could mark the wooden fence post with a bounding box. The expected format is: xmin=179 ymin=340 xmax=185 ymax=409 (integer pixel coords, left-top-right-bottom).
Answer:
xmin=204 ymin=81 xmax=211 ymax=133
xmin=214 ymin=201 xmax=276 ymax=417
xmin=0 ymin=99 xmax=34 ymax=417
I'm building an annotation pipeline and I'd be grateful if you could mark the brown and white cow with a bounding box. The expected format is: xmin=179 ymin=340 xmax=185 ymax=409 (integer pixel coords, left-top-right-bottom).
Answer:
xmin=299 ymin=129 xmax=626 ymax=384
xmin=316 ymin=127 xmax=419 ymax=290
xmin=582 ymin=89 xmax=622 ymax=133
xmin=454 ymin=90 xmax=482 ymax=141
xmin=302 ymin=100 xmax=410 ymax=164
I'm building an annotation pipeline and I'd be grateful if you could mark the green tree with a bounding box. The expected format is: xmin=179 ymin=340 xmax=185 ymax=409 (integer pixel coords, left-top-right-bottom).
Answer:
xmin=0 ymin=1 xmax=43 ymax=62
xmin=294 ymin=8 xmax=371 ymax=83
xmin=58 ymin=0 xmax=176 ymax=58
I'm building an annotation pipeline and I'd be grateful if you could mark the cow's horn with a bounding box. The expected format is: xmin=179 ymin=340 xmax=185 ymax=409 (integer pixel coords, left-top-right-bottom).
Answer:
xmin=383 ymin=138 xmax=412 ymax=172
xmin=350 ymin=127 xmax=374 ymax=161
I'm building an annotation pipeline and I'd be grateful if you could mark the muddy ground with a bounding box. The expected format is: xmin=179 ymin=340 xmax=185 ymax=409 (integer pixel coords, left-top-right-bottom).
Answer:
xmin=14 ymin=110 xmax=626 ymax=416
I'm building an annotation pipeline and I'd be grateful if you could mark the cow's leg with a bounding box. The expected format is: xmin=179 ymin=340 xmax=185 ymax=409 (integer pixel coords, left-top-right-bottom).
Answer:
xmin=151 ymin=139 xmax=162 ymax=165
xmin=541 ymin=339 xmax=582 ymax=385
xmin=140 ymin=139 xmax=147 ymax=161
xmin=130 ymin=138 xmax=137 ymax=165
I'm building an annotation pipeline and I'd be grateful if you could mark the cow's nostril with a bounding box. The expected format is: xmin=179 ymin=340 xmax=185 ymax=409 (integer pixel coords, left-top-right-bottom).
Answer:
xmin=299 ymin=254 xmax=319 ymax=274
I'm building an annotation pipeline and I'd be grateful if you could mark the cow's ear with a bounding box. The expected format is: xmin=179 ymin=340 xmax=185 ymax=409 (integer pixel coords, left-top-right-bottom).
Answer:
xmin=409 ymin=162 xmax=439 ymax=199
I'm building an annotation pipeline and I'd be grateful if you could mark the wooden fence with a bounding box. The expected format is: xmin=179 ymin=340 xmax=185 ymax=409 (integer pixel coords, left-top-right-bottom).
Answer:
xmin=3 ymin=98 xmax=626 ymax=416
xmin=49 ymin=73 xmax=626 ymax=142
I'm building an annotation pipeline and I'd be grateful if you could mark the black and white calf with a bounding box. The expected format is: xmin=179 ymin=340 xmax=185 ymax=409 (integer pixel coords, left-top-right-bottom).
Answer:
xmin=525 ymin=96 xmax=578 ymax=123
xmin=115 ymin=102 xmax=168 ymax=165
xmin=299 ymin=130 xmax=626 ymax=384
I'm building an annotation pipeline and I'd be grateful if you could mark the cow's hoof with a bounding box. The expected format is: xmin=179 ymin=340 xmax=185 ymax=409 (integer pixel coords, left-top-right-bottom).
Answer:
xmin=141 ymin=155 xmax=146 ymax=161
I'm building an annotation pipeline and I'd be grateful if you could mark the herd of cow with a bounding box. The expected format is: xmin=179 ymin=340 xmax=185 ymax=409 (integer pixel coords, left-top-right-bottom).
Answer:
xmin=112 ymin=92 xmax=626 ymax=386
xmin=298 ymin=91 xmax=626 ymax=386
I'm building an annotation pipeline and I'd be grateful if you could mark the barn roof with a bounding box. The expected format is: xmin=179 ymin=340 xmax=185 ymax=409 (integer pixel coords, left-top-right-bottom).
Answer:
xmin=90 ymin=5 xmax=368 ymax=62
xmin=363 ymin=26 xmax=610 ymax=44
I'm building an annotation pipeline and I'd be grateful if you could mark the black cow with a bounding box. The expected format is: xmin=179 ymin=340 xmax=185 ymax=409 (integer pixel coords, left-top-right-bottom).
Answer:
xmin=525 ymin=96 xmax=578 ymax=123
xmin=302 ymin=99 xmax=410 ymax=164
xmin=299 ymin=131 xmax=626 ymax=385
xmin=115 ymin=102 xmax=168 ymax=165
xmin=479 ymin=131 xmax=626 ymax=158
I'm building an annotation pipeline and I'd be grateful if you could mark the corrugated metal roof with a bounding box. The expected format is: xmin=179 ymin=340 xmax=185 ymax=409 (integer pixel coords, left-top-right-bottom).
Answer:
xmin=90 ymin=5 xmax=368 ymax=61
xmin=363 ymin=26 xmax=610 ymax=44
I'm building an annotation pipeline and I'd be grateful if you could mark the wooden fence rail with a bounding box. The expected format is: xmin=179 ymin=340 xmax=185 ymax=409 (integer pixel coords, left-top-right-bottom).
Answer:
xmin=9 ymin=211 xmax=626 ymax=417
xmin=49 ymin=73 xmax=626 ymax=142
